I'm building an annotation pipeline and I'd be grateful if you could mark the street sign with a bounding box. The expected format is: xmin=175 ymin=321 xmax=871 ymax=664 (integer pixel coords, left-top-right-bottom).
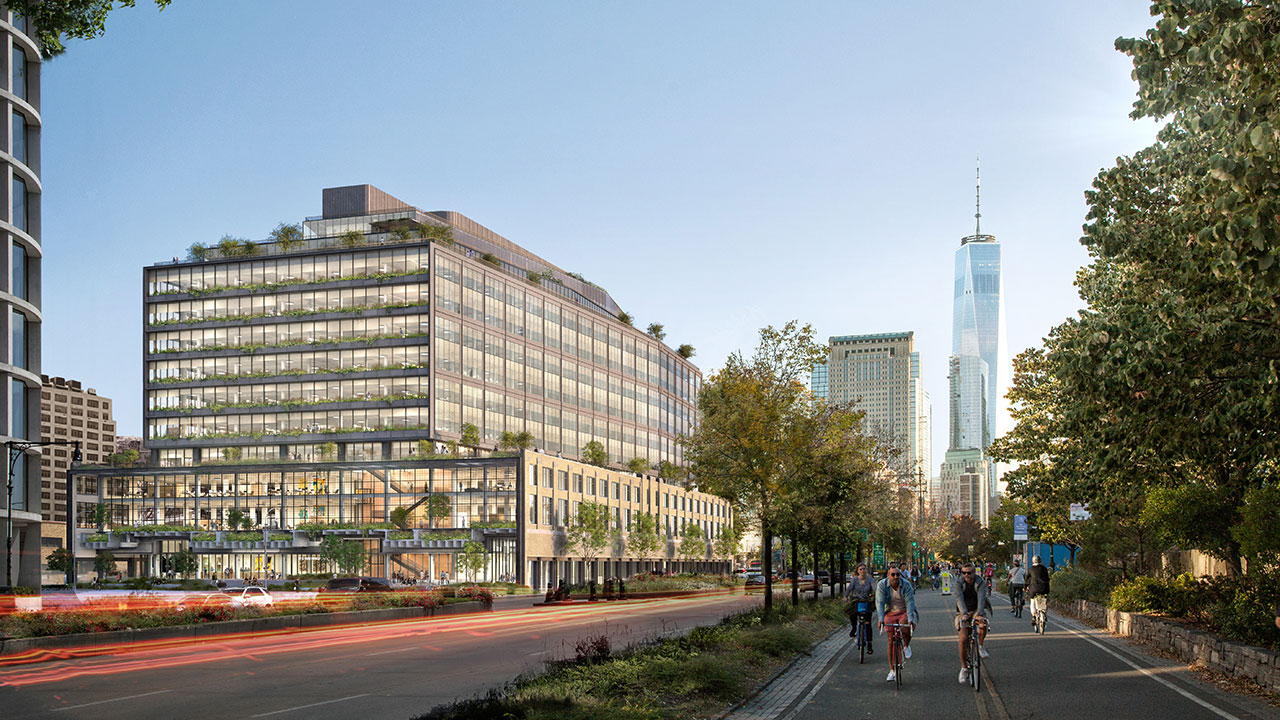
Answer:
xmin=841 ymin=551 xmax=852 ymax=562
xmin=858 ymin=528 xmax=869 ymax=541
xmin=1013 ymin=514 xmax=1029 ymax=541
xmin=1070 ymin=503 xmax=1092 ymax=521
xmin=872 ymin=542 xmax=885 ymax=568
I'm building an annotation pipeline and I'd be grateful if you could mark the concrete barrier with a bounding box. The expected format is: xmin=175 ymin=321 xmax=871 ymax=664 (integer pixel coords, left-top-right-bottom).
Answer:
xmin=1051 ymin=598 xmax=1280 ymax=694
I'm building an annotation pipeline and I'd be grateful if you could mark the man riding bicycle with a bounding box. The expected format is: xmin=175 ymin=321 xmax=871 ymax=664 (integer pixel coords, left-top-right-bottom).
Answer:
xmin=955 ymin=561 xmax=991 ymax=684
xmin=844 ymin=563 xmax=876 ymax=653
xmin=1026 ymin=555 xmax=1051 ymax=625
xmin=1007 ymin=558 xmax=1027 ymax=614
xmin=876 ymin=564 xmax=919 ymax=683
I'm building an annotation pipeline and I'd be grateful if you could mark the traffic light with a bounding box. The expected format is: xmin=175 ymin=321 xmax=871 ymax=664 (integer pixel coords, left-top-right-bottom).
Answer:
xmin=912 ymin=541 xmax=917 ymax=547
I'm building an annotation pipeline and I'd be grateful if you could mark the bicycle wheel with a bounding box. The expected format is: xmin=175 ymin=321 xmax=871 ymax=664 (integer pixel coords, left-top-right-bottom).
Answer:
xmin=858 ymin=620 xmax=866 ymax=663
xmin=971 ymin=631 xmax=982 ymax=692
xmin=895 ymin=643 xmax=903 ymax=690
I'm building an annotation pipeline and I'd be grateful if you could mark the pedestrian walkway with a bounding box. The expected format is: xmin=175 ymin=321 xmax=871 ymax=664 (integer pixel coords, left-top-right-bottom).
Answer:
xmin=726 ymin=584 xmax=1276 ymax=720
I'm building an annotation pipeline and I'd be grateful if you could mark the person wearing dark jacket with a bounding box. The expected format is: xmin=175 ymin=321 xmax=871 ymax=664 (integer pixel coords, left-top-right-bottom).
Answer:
xmin=954 ymin=561 xmax=990 ymax=684
xmin=1026 ymin=555 xmax=1051 ymax=626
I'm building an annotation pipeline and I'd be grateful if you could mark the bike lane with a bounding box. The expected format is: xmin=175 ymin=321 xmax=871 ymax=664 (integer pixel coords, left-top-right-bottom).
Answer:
xmin=762 ymin=585 xmax=1275 ymax=720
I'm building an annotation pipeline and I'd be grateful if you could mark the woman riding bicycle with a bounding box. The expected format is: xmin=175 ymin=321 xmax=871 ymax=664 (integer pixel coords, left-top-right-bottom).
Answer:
xmin=844 ymin=563 xmax=876 ymax=653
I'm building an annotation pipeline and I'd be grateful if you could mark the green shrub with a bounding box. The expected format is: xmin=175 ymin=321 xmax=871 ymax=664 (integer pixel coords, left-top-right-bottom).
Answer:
xmin=1050 ymin=564 xmax=1120 ymax=604
xmin=1109 ymin=573 xmax=1204 ymax=618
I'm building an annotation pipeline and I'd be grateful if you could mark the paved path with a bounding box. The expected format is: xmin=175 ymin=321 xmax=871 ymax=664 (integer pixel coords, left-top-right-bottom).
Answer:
xmin=729 ymin=586 xmax=1277 ymax=720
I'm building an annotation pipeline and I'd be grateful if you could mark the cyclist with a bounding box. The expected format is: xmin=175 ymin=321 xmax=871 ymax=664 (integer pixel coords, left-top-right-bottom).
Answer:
xmin=983 ymin=562 xmax=995 ymax=594
xmin=1007 ymin=558 xmax=1027 ymax=614
xmin=844 ymin=562 xmax=875 ymax=653
xmin=875 ymin=563 xmax=919 ymax=683
xmin=1025 ymin=555 xmax=1051 ymax=626
xmin=909 ymin=565 xmax=921 ymax=589
xmin=954 ymin=561 xmax=991 ymax=684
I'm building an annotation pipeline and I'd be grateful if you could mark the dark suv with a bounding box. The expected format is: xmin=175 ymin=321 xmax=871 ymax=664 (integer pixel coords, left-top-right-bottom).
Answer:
xmin=321 ymin=577 xmax=394 ymax=593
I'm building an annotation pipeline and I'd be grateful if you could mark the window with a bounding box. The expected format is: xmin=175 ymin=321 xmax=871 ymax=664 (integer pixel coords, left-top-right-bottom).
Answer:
xmin=586 ymin=476 xmax=595 ymax=495
xmin=10 ymin=47 xmax=25 ymax=100
xmin=10 ymin=377 xmax=25 ymax=440
xmin=10 ymin=310 xmax=23 ymax=369
xmin=572 ymin=473 xmax=582 ymax=493
xmin=528 ymin=494 xmax=537 ymax=523
xmin=541 ymin=467 xmax=553 ymax=488
xmin=558 ymin=499 xmax=568 ymax=527
xmin=11 ymin=176 xmax=26 ymax=231
xmin=557 ymin=470 xmax=568 ymax=491
xmin=10 ymin=111 xmax=24 ymax=165
xmin=613 ymin=482 xmax=620 ymax=500
xmin=541 ymin=497 xmax=553 ymax=526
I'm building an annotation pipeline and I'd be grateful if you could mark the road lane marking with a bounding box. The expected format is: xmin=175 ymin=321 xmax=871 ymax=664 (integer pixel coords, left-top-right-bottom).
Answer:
xmin=51 ymin=689 xmax=173 ymax=711
xmin=777 ymin=637 xmax=853 ymax=720
xmin=364 ymin=647 xmax=416 ymax=656
xmin=249 ymin=693 xmax=370 ymax=717
xmin=1046 ymin=615 xmax=1244 ymax=720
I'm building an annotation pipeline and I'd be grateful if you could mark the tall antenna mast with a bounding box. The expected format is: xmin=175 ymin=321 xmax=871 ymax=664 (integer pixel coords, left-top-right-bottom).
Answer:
xmin=975 ymin=156 xmax=982 ymax=236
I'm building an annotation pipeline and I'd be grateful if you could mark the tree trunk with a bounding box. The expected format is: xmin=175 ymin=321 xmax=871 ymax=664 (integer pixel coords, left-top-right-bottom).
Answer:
xmin=762 ymin=523 xmax=773 ymax=614
xmin=791 ymin=535 xmax=800 ymax=606
xmin=813 ymin=544 xmax=820 ymax=599
xmin=829 ymin=551 xmax=836 ymax=598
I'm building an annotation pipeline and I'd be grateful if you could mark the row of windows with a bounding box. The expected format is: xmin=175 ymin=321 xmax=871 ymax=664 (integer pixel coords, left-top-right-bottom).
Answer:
xmin=435 ymin=255 xmax=699 ymax=404
xmin=147 ymin=248 xmax=430 ymax=296
xmin=148 ymin=376 xmax=428 ymax=412
xmin=147 ymin=346 xmax=428 ymax=384
xmin=100 ymin=466 xmax=507 ymax=498
xmin=148 ymin=283 xmax=429 ymax=326
xmin=147 ymin=407 xmax=427 ymax=440
xmin=147 ymin=315 xmax=429 ymax=355
xmin=87 ymin=498 xmax=516 ymax=530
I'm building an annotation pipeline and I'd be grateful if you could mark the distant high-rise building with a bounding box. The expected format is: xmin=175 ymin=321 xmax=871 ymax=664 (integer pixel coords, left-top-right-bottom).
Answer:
xmin=809 ymin=363 xmax=828 ymax=400
xmin=942 ymin=163 xmax=1006 ymax=525
xmin=823 ymin=332 xmax=931 ymax=493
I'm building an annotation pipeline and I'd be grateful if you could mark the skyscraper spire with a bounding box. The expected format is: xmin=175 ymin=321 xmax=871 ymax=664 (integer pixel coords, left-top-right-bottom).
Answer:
xmin=975 ymin=156 xmax=982 ymax=236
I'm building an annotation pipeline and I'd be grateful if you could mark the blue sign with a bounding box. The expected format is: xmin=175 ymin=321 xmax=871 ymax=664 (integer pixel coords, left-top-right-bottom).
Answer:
xmin=1013 ymin=515 xmax=1028 ymax=541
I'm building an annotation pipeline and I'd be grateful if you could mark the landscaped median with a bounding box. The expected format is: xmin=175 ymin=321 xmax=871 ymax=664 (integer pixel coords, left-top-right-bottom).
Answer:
xmin=414 ymin=598 xmax=846 ymax=720
xmin=0 ymin=588 xmax=495 ymax=662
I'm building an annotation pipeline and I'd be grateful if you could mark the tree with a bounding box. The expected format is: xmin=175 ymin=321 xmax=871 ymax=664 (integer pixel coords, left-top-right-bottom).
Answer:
xmin=715 ymin=524 xmax=740 ymax=560
xmin=617 ymin=312 xmax=633 ymax=326
xmin=460 ymin=423 xmax=480 ymax=452
xmin=415 ymin=223 xmax=455 ymax=244
xmin=625 ymin=458 xmax=649 ymax=475
xmin=679 ymin=522 xmax=706 ymax=562
xmin=269 ymin=222 xmax=304 ymax=252
xmin=627 ymin=512 xmax=663 ymax=558
xmin=390 ymin=506 xmax=412 ymax=531
xmin=390 ymin=226 xmax=414 ymax=243
xmin=646 ymin=323 xmax=666 ymax=341
xmin=676 ymin=344 xmax=695 ymax=359
xmin=684 ymin=321 xmax=830 ymax=611
xmin=458 ymin=540 xmax=486 ymax=581
xmin=186 ymin=242 xmax=208 ymax=261
xmin=221 ymin=447 xmax=242 ymax=462
xmin=169 ymin=548 xmax=198 ymax=580
xmin=426 ymin=494 xmax=451 ymax=527
xmin=319 ymin=442 xmax=338 ymax=460
xmin=108 ymin=449 xmax=139 ymax=466
xmin=566 ymin=502 xmax=611 ymax=581
xmin=582 ymin=440 xmax=609 ymax=468
xmin=47 ymin=547 xmax=73 ymax=575
xmin=11 ymin=0 xmax=172 ymax=57
xmin=319 ymin=535 xmax=365 ymax=575
xmin=657 ymin=460 xmax=687 ymax=488
xmin=94 ymin=550 xmax=115 ymax=581
xmin=480 ymin=252 xmax=502 ymax=268
xmin=92 ymin=503 xmax=110 ymax=531
xmin=499 ymin=430 xmax=534 ymax=452
xmin=338 ymin=229 xmax=366 ymax=247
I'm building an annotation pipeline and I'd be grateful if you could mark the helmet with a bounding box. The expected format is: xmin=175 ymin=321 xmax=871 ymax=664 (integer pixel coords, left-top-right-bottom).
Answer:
xmin=1032 ymin=555 xmax=1043 ymax=565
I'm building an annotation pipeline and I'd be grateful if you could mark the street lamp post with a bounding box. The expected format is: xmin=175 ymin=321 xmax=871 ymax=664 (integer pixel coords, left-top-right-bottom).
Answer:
xmin=5 ymin=440 xmax=81 ymax=590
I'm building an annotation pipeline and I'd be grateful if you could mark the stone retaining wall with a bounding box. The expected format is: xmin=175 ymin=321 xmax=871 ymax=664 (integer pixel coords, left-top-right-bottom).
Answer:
xmin=1051 ymin=598 xmax=1280 ymax=694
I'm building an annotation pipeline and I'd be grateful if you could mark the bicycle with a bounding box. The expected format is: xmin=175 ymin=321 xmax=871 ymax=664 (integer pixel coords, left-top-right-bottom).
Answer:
xmin=885 ymin=622 xmax=909 ymax=690
xmin=1010 ymin=585 xmax=1025 ymax=618
xmin=1030 ymin=595 xmax=1047 ymax=634
xmin=962 ymin=615 xmax=987 ymax=692
xmin=850 ymin=600 xmax=872 ymax=663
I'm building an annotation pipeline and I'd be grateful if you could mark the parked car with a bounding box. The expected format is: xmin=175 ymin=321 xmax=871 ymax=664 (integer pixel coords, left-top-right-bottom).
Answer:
xmin=816 ymin=570 xmax=831 ymax=585
xmin=221 ymin=586 xmax=274 ymax=607
xmin=744 ymin=573 xmax=766 ymax=586
xmin=799 ymin=573 xmax=815 ymax=583
xmin=174 ymin=593 xmax=233 ymax=611
xmin=320 ymin=577 xmax=394 ymax=594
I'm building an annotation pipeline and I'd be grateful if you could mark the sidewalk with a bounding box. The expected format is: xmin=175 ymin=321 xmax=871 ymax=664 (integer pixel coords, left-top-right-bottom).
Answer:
xmin=724 ymin=627 xmax=852 ymax=720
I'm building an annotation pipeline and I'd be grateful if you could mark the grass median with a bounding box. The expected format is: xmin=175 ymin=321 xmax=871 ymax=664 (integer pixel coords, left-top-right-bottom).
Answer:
xmin=415 ymin=597 xmax=845 ymax=720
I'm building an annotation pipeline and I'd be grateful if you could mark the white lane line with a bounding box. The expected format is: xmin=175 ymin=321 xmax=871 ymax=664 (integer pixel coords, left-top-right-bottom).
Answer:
xmin=1046 ymin=615 xmax=1244 ymax=720
xmin=51 ymin=689 xmax=173 ymax=712
xmin=249 ymin=694 xmax=370 ymax=718
xmin=364 ymin=647 xmax=416 ymax=656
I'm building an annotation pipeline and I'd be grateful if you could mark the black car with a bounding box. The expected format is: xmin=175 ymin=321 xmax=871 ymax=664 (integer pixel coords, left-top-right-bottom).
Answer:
xmin=321 ymin=577 xmax=394 ymax=593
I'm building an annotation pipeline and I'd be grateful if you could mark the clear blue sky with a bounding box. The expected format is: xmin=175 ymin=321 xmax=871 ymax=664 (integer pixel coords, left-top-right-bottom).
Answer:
xmin=39 ymin=1 xmax=1161 ymax=470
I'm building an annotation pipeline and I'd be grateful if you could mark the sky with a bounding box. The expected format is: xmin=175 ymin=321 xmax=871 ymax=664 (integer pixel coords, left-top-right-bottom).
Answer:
xmin=38 ymin=1 xmax=1162 ymax=470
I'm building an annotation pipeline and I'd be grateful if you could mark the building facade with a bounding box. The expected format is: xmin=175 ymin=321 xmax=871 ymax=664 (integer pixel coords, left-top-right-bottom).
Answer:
xmin=942 ymin=168 xmax=1005 ymax=525
xmin=72 ymin=449 xmax=733 ymax=586
xmin=38 ymin=376 xmax=115 ymax=579
xmin=143 ymin=185 xmax=700 ymax=472
xmin=823 ymin=332 xmax=931 ymax=491
xmin=0 ymin=6 xmax=41 ymax=589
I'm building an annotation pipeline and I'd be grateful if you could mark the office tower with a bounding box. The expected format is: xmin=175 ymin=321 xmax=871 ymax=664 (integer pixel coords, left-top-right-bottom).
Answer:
xmin=143 ymin=185 xmax=700 ymax=470
xmin=1 ymin=7 xmax=40 ymax=589
xmin=823 ymin=332 xmax=931 ymax=491
xmin=942 ymin=164 xmax=1005 ymax=525
xmin=809 ymin=363 xmax=827 ymax=400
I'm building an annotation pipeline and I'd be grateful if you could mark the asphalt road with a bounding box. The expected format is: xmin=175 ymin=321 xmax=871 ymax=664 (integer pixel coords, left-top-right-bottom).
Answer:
xmin=0 ymin=591 xmax=761 ymax=720
xmin=799 ymin=584 xmax=1276 ymax=720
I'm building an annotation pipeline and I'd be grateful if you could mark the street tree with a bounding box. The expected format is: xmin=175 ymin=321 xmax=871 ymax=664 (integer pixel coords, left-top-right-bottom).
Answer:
xmin=679 ymin=522 xmax=706 ymax=563
xmin=46 ymin=547 xmax=73 ymax=576
xmin=94 ymin=550 xmax=116 ymax=581
xmin=169 ymin=548 xmax=199 ymax=579
xmin=319 ymin=535 xmax=365 ymax=575
xmin=627 ymin=512 xmax=663 ymax=561
xmin=458 ymin=540 xmax=486 ymax=581
xmin=714 ymin=524 xmax=740 ymax=561
xmin=566 ymin=502 xmax=611 ymax=581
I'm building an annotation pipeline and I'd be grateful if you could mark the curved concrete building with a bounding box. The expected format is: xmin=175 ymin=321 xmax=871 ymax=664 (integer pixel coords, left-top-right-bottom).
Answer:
xmin=0 ymin=5 xmax=41 ymax=590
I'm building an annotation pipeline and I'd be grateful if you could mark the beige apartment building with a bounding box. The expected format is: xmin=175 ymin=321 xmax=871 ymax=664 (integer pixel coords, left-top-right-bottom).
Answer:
xmin=38 ymin=376 xmax=116 ymax=578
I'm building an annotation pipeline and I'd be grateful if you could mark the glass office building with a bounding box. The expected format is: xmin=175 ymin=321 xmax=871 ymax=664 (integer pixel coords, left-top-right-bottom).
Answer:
xmin=950 ymin=235 xmax=1005 ymax=448
xmin=143 ymin=185 xmax=700 ymax=470
xmin=1 ymin=6 xmax=41 ymax=589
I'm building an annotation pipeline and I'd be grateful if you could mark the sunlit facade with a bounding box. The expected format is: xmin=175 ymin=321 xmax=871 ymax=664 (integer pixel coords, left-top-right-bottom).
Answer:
xmin=1 ymin=6 xmax=41 ymax=589
xmin=143 ymin=185 xmax=700 ymax=470
xmin=73 ymin=450 xmax=732 ymax=586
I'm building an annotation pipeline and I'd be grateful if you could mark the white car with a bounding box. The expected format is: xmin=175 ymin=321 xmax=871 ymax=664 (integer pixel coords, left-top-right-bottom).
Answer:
xmin=221 ymin=586 xmax=274 ymax=608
